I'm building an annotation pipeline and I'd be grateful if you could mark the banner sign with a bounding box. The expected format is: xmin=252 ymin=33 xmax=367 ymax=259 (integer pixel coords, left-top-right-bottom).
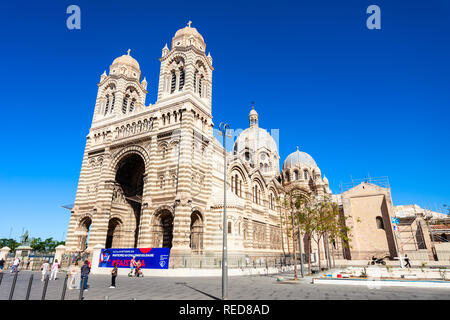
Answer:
xmin=391 ymin=217 xmax=400 ymax=225
xmin=98 ymin=248 xmax=170 ymax=269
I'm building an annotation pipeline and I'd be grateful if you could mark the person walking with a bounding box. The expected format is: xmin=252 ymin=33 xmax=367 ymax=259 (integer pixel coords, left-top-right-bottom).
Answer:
xmin=129 ymin=256 xmax=136 ymax=277
xmin=67 ymin=261 xmax=79 ymax=290
xmin=11 ymin=257 xmax=20 ymax=273
xmin=0 ymin=258 xmax=5 ymax=272
xmin=404 ymin=254 xmax=411 ymax=268
xmin=50 ymin=259 xmax=60 ymax=280
xmin=110 ymin=262 xmax=118 ymax=288
xmin=41 ymin=259 xmax=50 ymax=281
xmin=26 ymin=259 xmax=31 ymax=270
xmin=80 ymin=260 xmax=90 ymax=291
xmin=135 ymin=260 xmax=142 ymax=277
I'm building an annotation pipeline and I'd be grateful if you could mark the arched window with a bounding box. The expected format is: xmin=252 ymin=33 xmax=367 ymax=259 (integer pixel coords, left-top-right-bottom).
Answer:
xmin=104 ymin=95 xmax=110 ymax=115
xmin=294 ymin=170 xmax=299 ymax=180
xmin=179 ymin=68 xmax=185 ymax=91
xmin=110 ymin=93 xmax=115 ymax=112
xmin=286 ymin=172 xmax=290 ymax=182
xmin=303 ymin=170 xmax=308 ymax=180
xmin=122 ymin=95 xmax=129 ymax=114
xmin=170 ymin=70 xmax=176 ymax=93
xmin=129 ymin=98 xmax=135 ymax=112
xmin=234 ymin=174 xmax=238 ymax=196
xmin=231 ymin=176 xmax=234 ymax=193
xmin=198 ymin=76 xmax=203 ymax=97
xmin=376 ymin=216 xmax=384 ymax=230
xmin=193 ymin=71 xmax=197 ymax=92
xmin=239 ymin=180 xmax=242 ymax=198
xmin=228 ymin=221 xmax=232 ymax=234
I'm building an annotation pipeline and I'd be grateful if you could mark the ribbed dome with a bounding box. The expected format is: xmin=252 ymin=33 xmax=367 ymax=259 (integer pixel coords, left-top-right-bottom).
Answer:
xmin=174 ymin=25 xmax=205 ymax=43
xmin=283 ymin=148 xmax=317 ymax=170
xmin=172 ymin=21 xmax=206 ymax=51
xmin=234 ymin=127 xmax=278 ymax=154
xmin=112 ymin=50 xmax=140 ymax=70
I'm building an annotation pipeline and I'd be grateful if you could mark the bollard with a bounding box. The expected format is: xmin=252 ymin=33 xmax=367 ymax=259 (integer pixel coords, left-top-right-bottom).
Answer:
xmin=0 ymin=272 xmax=3 ymax=287
xmin=61 ymin=274 xmax=68 ymax=300
xmin=104 ymin=295 xmax=109 ymax=300
xmin=8 ymin=270 xmax=19 ymax=300
xmin=79 ymin=276 xmax=86 ymax=300
xmin=41 ymin=275 xmax=50 ymax=300
xmin=25 ymin=274 xmax=34 ymax=300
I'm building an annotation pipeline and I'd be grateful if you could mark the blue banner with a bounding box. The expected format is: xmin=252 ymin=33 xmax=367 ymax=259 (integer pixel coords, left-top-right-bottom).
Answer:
xmin=98 ymin=248 xmax=170 ymax=269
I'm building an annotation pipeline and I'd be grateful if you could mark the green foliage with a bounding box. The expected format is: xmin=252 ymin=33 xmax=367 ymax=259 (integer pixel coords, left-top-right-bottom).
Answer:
xmin=30 ymin=237 xmax=65 ymax=253
xmin=0 ymin=238 xmax=20 ymax=251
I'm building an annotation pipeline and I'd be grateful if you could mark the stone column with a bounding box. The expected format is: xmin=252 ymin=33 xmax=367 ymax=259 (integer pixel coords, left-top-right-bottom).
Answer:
xmin=171 ymin=107 xmax=194 ymax=254
xmin=90 ymin=244 xmax=104 ymax=275
xmin=0 ymin=247 xmax=10 ymax=260
xmin=54 ymin=245 xmax=67 ymax=265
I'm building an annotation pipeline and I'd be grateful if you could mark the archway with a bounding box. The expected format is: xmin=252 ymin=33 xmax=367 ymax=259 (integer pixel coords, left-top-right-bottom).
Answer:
xmin=77 ymin=217 xmax=92 ymax=250
xmin=105 ymin=218 xmax=122 ymax=249
xmin=152 ymin=210 xmax=174 ymax=248
xmin=190 ymin=211 xmax=203 ymax=252
xmin=115 ymin=153 xmax=145 ymax=248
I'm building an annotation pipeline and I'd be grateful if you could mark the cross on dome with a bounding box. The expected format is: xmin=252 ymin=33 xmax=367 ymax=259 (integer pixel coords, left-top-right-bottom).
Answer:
xmin=127 ymin=49 xmax=131 ymax=55
xmin=187 ymin=20 xmax=192 ymax=28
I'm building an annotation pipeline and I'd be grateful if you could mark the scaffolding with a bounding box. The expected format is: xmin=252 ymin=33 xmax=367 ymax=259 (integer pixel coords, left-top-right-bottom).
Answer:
xmin=397 ymin=217 xmax=426 ymax=251
xmin=339 ymin=175 xmax=390 ymax=194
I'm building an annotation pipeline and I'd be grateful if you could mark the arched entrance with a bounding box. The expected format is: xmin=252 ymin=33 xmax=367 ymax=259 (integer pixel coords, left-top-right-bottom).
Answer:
xmin=152 ymin=209 xmax=174 ymax=248
xmin=77 ymin=217 xmax=92 ymax=250
xmin=115 ymin=153 xmax=145 ymax=248
xmin=105 ymin=218 xmax=122 ymax=249
xmin=190 ymin=211 xmax=203 ymax=252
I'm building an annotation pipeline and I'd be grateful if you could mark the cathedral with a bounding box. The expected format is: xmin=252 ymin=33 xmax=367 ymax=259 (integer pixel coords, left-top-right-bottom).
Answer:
xmin=64 ymin=22 xmax=359 ymax=264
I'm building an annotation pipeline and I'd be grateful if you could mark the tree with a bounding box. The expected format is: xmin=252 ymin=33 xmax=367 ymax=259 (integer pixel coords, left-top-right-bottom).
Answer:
xmin=0 ymin=238 xmax=20 ymax=252
xmin=30 ymin=237 xmax=65 ymax=253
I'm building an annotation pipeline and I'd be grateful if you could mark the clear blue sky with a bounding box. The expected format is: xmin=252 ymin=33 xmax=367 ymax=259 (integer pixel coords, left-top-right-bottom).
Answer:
xmin=0 ymin=0 xmax=449 ymax=240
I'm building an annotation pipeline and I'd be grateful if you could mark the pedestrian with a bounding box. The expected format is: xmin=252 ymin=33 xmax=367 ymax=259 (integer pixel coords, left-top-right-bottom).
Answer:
xmin=135 ymin=260 xmax=141 ymax=277
xmin=110 ymin=262 xmax=118 ymax=288
xmin=404 ymin=254 xmax=411 ymax=268
xmin=68 ymin=261 xmax=81 ymax=290
xmin=0 ymin=258 xmax=4 ymax=272
xmin=129 ymin=256 xmax=136 ymax=277
xmin=11 ymin=257 xmax=20 ymax=273
xmin=41 ymin=259 xmax=50 ymax=281
xmin=26 ymin=259 xmax=31 ymax=270
xmin=80 ymin=260 xmax=90 ymax=291
xmin=50 ymin=259 xmax=60 ymax=280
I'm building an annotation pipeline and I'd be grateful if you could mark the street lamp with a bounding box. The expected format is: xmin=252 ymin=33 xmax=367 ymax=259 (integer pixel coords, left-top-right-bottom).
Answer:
xmin=218 ymin=122 xmax=231 ymax=300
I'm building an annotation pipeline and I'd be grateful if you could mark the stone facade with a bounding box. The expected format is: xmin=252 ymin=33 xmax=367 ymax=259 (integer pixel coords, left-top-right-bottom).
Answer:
xmin=65 ymin=22 xmax=404 ymax=264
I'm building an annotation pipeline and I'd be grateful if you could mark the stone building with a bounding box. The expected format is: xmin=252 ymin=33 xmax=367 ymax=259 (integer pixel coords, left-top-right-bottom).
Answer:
xmin=65 ymin=22 xmax=324 ymax=260
xmin=65 ymin=22 xmax=419 ymax=265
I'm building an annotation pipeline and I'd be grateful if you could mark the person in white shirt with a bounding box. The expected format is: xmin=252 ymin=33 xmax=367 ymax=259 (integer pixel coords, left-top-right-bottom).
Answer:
xmin=11 ymin=258 xmax=20 ymax=273
xmin=41 ymin=259 xmax=50 ymax=281
xmin=50 ymin=259 xmax=59 ymax=280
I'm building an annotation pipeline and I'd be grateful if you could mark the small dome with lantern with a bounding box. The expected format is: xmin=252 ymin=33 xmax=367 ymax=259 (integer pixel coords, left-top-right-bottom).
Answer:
xmin=109 ymin=49 xmax=141 ymax=80
xmin=171 ymin=21 xmax=206 ymax=52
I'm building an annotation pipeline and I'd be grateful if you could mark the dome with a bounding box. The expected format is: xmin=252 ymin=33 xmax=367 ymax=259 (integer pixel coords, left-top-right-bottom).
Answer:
xmin=172 ymin=21 xmax=206 ymax=51
xmin=283 ymin=148 xmax=317 ymax=170
xmin=174 ymin=25 xmax=205 ymax=43
xmin=112 ymin=49 xmax=140 ymax=70
xmin=234 ymin=127 xmax=278 ymax=155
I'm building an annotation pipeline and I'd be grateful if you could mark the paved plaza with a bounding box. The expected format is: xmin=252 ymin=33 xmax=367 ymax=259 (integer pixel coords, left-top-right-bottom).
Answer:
xmin=1 ymin=270 xmax=450 ymax=300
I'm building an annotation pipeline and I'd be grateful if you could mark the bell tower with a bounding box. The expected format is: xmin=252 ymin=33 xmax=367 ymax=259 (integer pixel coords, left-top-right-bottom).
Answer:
xmin=91 ymin=49 xmax=148 ymax=126
xmin=157 ymin=21 xmax=214 ymax=113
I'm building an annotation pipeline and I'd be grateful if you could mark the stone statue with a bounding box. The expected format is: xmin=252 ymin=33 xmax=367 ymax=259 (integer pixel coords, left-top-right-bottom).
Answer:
xmin=20 ymin=230 xmax=30 ymax=246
